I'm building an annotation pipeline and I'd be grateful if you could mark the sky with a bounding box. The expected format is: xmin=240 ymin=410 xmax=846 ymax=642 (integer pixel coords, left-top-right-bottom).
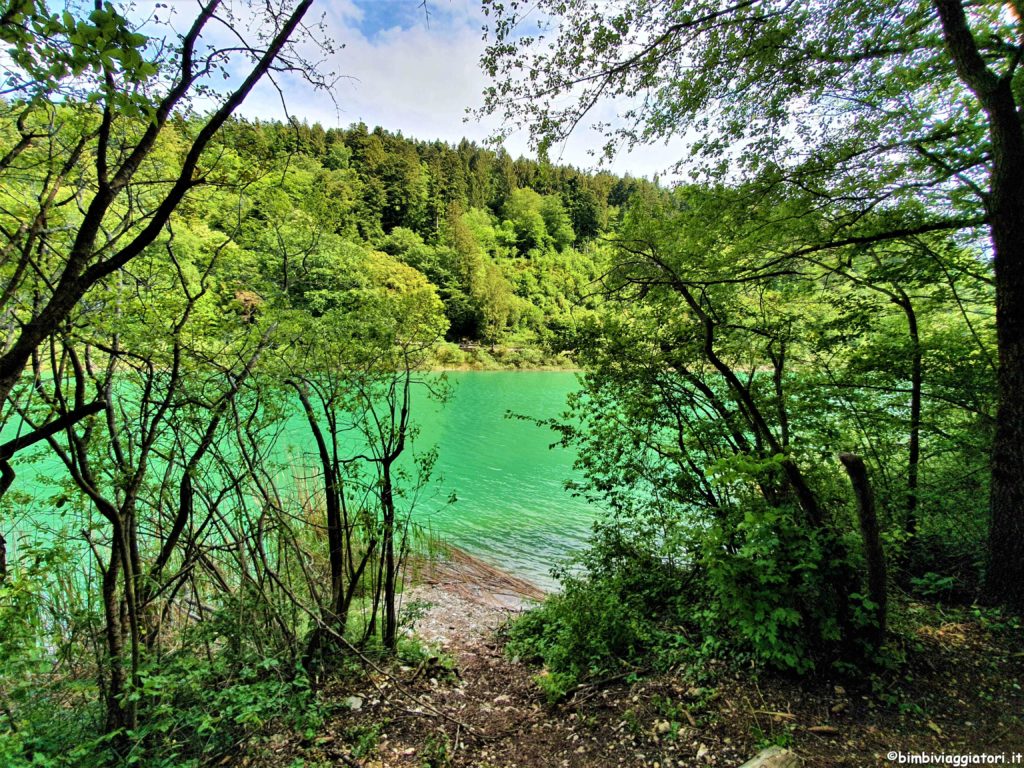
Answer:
xmin=235 ymin=0 xmax=686 ymax=180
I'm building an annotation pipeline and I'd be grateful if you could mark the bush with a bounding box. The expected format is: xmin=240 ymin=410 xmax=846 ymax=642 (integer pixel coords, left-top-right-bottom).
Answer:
xmin=2 ymin=639 xmax=322 ymax=767
xmin=903 ymin=531 xmax=984 ymax=603
xmin=431 ymin=342 xmax=466 ymax=368
xmin=505 ymin=537 xmax=696 ymax=700
xmin=505 ymin=499 xmax=881 ymax=699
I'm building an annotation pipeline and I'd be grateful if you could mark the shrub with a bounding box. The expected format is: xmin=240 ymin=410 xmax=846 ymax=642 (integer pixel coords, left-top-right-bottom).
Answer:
xmin=505 ymin=537 xmax=696 ymax=700
xmin=506 ymin=497 xmax=882 ymax=699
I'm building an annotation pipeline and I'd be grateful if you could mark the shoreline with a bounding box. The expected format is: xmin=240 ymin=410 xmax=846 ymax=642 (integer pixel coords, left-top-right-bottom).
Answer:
xmin=429 ymin=341 xmax=580 ymax=372
xmin=402 ymin=544 xmax=547 ymax=649
xmin=409 ymin=543 xmax=547 ymax=603
xmin=432 ymin=365 xmax=581 ymax=372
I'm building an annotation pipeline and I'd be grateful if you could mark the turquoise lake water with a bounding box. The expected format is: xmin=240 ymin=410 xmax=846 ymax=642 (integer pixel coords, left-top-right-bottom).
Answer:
xmin=2 ymin=371 xmax=600 ymax=588
xmin=400 ymin=371 xmax=597 ymax=587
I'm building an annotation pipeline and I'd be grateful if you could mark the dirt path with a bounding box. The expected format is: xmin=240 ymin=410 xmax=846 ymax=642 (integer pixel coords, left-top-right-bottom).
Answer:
xmin=325 ymin=548 xmax=752 ymax=767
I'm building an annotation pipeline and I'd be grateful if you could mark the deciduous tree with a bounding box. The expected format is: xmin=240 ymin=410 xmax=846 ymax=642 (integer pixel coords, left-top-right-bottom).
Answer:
xmin=0 ymin=0 xmax=323 ymax=472
xmin=480 ymin=0 xmax=1023 ymax=609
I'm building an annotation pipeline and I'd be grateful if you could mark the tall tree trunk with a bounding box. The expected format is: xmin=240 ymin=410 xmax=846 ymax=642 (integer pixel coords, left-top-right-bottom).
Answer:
xmin=986 ymin=196 xmax=1024 ymax=611
xmin=292 ymin=383 xmax=349 ymax=669
xmin=0 ymin=461 xmax=13 ymax=583
xmin=840 ymin=453 xmax=888 ymax=645
xmin=934 ymin=0 xmax=1024 ymax=611
xmin=983 ymin=76 xmax=1024 ymax=610
xmin=381 ymin=460 xmax=398 ymax=651
xmin=101 ymin=539 xmax=130 ymax=739
xmin=894 ymin=291 xmax=921 ymax=538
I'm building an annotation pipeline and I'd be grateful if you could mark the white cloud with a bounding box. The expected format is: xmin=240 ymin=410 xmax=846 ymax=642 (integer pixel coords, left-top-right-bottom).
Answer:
xmin=236 ymin=0 xmax=686 ymax=180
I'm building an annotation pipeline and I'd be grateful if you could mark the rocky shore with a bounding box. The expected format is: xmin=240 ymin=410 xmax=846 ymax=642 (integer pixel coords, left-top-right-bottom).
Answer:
xmin=401 ymin=545 xmax=546 ymax=651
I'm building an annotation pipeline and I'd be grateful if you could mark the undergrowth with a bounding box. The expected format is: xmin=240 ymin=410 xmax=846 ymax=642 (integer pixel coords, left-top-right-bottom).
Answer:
xmin=503 ymin=505 xmax=984 ymax=703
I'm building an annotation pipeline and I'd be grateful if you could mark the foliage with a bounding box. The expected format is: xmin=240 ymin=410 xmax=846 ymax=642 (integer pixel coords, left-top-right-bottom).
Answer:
xmin=508 ymin=179 xmax=995 ymax=693
xmin=0 ymin=89 xmax=633 ymax=759
xmin=506 ymin=533 xmax=695 ymax=700
xmin=0 ymin=0 xmax=1012 ymax=760
xmin=700 ymin=503 xmax=852 ymax=672
xmin=479 ymin=0 xmax=993 ymax=225
xmin=4 ymin=652 xmax=321 ymax=768
xmin=478 ymin=0 xmax=1024 ymax=612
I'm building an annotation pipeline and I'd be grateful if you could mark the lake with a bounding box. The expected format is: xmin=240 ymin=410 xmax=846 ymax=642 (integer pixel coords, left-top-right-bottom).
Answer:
xmin=2 ymin=371 xmax=600 ymax=589
xmin=400 ymin=371 xmax=597 ymax=588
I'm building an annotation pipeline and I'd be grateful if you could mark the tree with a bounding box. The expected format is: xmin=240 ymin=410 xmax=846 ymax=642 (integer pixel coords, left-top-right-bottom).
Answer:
xmin=548 ymin=184 xmax=992 ymax=669
xmin=14 ymin=223 xmax=269 ymax=741
xmin=271 ymin=251 xmax=448 ymax=656
xmin=0 ymin=121 xmax=453 ymax=757
xmin=502 ymin=188 xmax=552 ymax=254
xmin=0 ymin=0 xmax=323 ymax=489
xmin=480 ymin=0 xmax=1024 ymax=610
xmin=562 ymin=176 xmax=604 ymax=241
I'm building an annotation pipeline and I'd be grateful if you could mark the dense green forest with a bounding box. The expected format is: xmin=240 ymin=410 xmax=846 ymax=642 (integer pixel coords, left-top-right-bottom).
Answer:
xmin=0 ymin=97 xmax=634 ymax=768
xmin=212 ymin=117 xmax=636 ymax=354
xmin=0 ymin=0 xmax=1020 ymax=766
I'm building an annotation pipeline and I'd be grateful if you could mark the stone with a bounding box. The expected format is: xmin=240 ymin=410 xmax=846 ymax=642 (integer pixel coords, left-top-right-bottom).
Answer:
xmin=341 ymin=695 xmax=363 ymax=711
xmin=736 ymin=746 xmax=801 ymax=768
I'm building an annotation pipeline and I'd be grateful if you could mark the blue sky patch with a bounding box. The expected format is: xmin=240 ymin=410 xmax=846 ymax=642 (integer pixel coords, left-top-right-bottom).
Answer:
xmin=351 ymin=0 xmax=435 ymax=39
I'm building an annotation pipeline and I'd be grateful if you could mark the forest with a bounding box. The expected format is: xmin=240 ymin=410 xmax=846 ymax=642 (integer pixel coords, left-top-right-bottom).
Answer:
xmin=0 ymin=0 xmax=1021 ymax=766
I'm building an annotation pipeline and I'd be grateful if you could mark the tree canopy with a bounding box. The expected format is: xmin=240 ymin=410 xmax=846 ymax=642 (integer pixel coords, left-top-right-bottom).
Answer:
xmin=0 ymin=2 xmax=1018 ymax=764
xmin=480 ymin=0 xmax=1024 ymax=610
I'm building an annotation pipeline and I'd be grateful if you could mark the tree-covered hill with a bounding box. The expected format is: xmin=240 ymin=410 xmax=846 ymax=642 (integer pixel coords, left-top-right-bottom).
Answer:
xmin=202 ymin=117 xmax=652 ymax=355
xmin=0 ymin=0 xmax=1018 ymax=763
